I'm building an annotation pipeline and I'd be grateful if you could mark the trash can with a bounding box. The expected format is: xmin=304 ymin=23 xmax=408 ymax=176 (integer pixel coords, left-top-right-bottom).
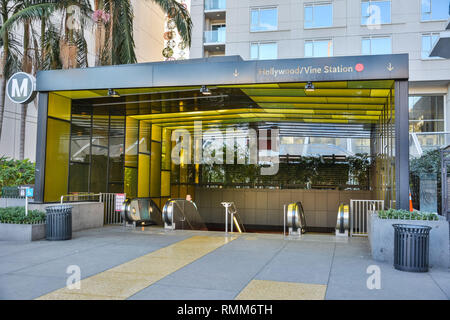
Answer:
xmin=45 ymin=205 xmax=73 ymax=241
xmin=393 ymin=224 xmax=432 ymax=272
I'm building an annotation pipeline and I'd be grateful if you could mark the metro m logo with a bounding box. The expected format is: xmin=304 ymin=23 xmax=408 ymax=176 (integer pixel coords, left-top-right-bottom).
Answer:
xmin=10 ymin=78 xmax=29 ymax=99
xmin=6 ymin=72 xmax=36 ymax=104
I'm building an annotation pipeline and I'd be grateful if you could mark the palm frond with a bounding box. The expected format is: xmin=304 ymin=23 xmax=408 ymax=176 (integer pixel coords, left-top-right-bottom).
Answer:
xmin=150 ymin=0 xmax=193 ymax=47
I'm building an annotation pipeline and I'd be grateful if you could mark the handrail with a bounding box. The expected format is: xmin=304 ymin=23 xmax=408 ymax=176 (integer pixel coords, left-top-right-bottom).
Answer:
xmin=171 ymin=200 xmax=194 ymax=230
xmin=60 ymin=193 xmax=102 ymax=204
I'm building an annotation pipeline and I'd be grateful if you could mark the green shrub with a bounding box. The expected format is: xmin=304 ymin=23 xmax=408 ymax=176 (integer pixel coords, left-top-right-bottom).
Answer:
xmin=0 ymin=207 xmax=46 ymax=224
xmin=0 ymin=157 xmax=35 ymax=194
xmin=377 ymin=208 xmax=439 ymax=221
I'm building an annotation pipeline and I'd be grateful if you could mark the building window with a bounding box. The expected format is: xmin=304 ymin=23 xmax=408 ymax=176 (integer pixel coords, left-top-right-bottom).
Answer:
xmin=250 ymin=7 xmax=278 ymax=32
xmin=304 ymin=39 xmax=333 ymax=57
xmin=361 ymin=0 xmax=391 ymax=25
xmin=361 ymin=36 xmax=392 ymax=55
xmin=304 ymin=2 xmax=333 ymax=28
xmin=421 ymin=0 xmax=450 ymax=21
xmin=409 ymin=95 xmax=445 ymax=149
xmin=421 ymin=33 xmax=440 ymax=59
xmin=409 ymin=96 xmax=445 ymax=133
xmin=250 ymin=42 xmax=278 ymax=60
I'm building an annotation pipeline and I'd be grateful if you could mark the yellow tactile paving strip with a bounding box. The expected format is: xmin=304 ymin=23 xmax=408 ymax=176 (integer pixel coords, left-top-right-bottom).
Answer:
xmin=235 ymin=280 xmax=327 ymax=300
xmin=37 ymin=235 xmax=235 ymax=300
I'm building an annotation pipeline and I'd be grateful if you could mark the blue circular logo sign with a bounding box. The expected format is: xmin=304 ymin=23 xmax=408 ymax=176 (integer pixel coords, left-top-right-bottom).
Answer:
xmin=6 ymin=72 xmax=36 ymax=104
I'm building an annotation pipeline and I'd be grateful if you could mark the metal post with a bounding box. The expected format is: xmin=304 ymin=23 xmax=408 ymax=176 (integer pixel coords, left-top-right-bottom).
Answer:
xmin=283 ymin=204 xmax=286 ymax=239
xmin=395 ymin=80 xmax=410 ymax=210
xmin=225 ymin=206 xmax=228 ymax=235
xmin=25 ymin=190 xmax=28 ymax=217
xmin=230 ymin=211 xmax=234 ymax=233
xmin=34 ymin=93 xmax=49 ymax=204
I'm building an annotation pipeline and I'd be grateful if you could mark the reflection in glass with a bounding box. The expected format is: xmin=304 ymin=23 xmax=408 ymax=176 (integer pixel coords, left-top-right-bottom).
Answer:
xmin=69 ymin=162 xmax=89 ymax=192
xmin=125 ymin=117 xmax=138 ymax=167
xmin=304 ymin=3 xmax=333 ymax=28
xmin=305 ymin=39 xmax=333 ymax=57
xmin=421 ymin=33 xmax=440 ymax=59
xmin=421 ymin=0 xmax=449 ymax=21
xmin=250 ymin=42 xmax=277 ymax=60
xmin=90 ymin=146 xmax=108 ymax=193
xmin=92 ymin=114 xmax=109 ymax=147
xmin=124 ymin=167 xmax=138 ymax=198
xmin=361 ymin=0 xmax=391 ymax=25
xmin=251 ymin=7 xmax=278 ymax=31
xmin=362 ymin=36 xmax=391 ymax=55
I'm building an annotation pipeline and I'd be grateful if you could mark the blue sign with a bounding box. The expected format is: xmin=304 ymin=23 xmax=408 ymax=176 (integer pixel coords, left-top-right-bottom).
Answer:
xmin=26 ymin=188 xmax=34 ymax=198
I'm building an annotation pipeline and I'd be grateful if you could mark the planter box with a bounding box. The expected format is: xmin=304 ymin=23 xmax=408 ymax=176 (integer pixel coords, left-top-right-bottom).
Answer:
xmin=368 ymin=213 xmax=449 ymax=268
xmin=0 ymin=223 xmax=45 ymax=241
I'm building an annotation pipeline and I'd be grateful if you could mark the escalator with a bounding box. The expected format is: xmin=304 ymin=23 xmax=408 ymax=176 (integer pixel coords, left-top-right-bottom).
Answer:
xmin=286 ymin=202 xmax=307 ymax=235
xmin=121 ymin=198 xmax=163 ymax=226
xmin=162 ymin=199 xmax=207 ymax=231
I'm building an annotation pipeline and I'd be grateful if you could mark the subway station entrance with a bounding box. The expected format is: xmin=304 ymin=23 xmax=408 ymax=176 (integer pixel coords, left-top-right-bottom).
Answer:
xmin=34 ymin=54 xmax=410 ymax=233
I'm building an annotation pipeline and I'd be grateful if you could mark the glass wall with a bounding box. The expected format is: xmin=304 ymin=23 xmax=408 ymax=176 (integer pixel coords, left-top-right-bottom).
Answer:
xmin=372 ymin=84 xmax=396 ymax=207
xmin=68 ymin=103 xmax=125 ymax=196
xmin=409 ymin=95 xmax=445 ymax=213
xmin=44 ymin=93 xmax=71 ymax=202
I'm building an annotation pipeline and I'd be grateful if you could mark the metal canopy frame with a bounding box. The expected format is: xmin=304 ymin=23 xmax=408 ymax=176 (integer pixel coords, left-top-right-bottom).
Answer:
xmin=34 ymin=54 xmax=410 ymax=209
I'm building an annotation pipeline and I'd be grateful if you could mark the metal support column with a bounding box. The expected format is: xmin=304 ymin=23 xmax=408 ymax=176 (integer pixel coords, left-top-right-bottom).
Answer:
xmin=34 ymin=92 xmax=49 ymax=204
xmin=395 ymin=80 xmax=410 ymax=210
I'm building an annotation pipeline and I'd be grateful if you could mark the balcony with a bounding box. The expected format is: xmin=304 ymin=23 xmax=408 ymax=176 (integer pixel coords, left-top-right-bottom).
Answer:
xmin=204 ymin=29 xmax=226 ymax=52
xmin=204 ymin=0 xmax=226 ymax=20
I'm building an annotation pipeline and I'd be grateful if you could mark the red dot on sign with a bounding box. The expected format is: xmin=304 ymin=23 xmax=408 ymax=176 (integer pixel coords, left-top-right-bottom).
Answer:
xmin=355 ymin=63 xmax=364 ymax=72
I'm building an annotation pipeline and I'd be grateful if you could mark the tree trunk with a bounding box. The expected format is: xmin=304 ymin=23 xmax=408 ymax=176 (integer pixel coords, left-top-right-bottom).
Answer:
xmin=19 ymin=20 xmax=32 ymax=160
xmin=0 ymin=31 xmax=9 ymax=142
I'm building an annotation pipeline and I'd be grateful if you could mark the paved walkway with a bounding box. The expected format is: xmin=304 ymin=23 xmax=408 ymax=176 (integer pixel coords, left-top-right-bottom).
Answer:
xmin=0 ymin=226 xmax=448 ymax=300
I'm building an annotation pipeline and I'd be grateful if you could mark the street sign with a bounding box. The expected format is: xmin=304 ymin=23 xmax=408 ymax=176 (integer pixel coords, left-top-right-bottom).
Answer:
xmin=115 ymin=194 xmax=126 ymax=212
xmin=26 ymin=188 xmax=34 ymax=198
xmin=6 ymin=72 xmax=37 ymax=104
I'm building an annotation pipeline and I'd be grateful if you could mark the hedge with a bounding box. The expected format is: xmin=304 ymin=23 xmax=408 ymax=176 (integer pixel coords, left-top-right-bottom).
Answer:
xmin=0 ymin=207 xmax=46 ymax=225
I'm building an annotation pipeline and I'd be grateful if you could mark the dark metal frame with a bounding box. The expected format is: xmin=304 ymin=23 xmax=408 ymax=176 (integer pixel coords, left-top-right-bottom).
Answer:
xmin=440 ymin=145 xmax=450 ymax=220
xmin=34 ymin=54 xmax=410 ymax=209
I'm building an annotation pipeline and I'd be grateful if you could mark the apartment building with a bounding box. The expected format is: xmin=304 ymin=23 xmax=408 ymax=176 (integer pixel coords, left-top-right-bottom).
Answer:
xmin=190 ymin=0 xmax=450 ymax=154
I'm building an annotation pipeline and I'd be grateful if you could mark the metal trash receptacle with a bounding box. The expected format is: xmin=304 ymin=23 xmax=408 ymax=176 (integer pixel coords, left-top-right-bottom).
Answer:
xmin=46 ymin=205 xmax=73 ymax=241
xmin=393 ymin=224 xmax=432 ymax=272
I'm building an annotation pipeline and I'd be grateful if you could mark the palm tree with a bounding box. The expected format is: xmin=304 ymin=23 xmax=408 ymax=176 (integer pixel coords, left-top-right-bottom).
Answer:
xmin=0 ymin=0 xmax=92 ymax=158
xmin=94 ymin=0 xmax=192 ymax=65
xmin=0 ymin=1 xmax=23 ymax=145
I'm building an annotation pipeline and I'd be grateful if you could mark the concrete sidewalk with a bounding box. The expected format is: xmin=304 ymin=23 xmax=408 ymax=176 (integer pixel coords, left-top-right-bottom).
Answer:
xmin=0 ymin=227 xmax=448 ymax=300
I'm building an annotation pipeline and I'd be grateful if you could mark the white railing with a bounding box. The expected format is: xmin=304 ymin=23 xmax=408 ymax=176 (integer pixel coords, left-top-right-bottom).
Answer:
xmin=350 ymin=200 xmax=384 ymax=237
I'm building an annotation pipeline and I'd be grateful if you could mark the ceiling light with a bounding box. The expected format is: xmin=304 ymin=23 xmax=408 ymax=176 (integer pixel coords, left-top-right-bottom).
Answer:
xmin=305 ymin=82 xmax=315 ymax=92
xmin=108 ymin=88 xmax=121 ymax=98
xmin=200 ymin=85 xmax=212 ymax=95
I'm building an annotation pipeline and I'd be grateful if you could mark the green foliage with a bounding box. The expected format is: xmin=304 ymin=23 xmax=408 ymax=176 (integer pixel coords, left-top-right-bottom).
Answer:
xmin=200 ymin=154 xmax=371 ymax=189
xmin=0 ymin=157 xmax=35 ymax=191
xmin=377 ymin=208 xmax=439 ymax=221
xmin=410 ymin=149 xmax=441 ymax=176
xmin=0 ymin=207 xmax=46 ymax=225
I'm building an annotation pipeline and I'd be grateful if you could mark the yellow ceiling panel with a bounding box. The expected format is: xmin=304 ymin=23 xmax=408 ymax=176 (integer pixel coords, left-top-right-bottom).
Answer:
xmin=251 ymin=96 xmax=329 ymax=103
xmin=242 ymin=88 xmax=307 ymax=97
xmin=53 ymin=90 xmax=107 ymax=99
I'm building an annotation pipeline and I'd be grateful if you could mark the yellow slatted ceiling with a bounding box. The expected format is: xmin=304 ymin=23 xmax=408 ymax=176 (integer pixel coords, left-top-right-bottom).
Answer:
xmin=53 ymin=80 xmax=393 ymax=126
